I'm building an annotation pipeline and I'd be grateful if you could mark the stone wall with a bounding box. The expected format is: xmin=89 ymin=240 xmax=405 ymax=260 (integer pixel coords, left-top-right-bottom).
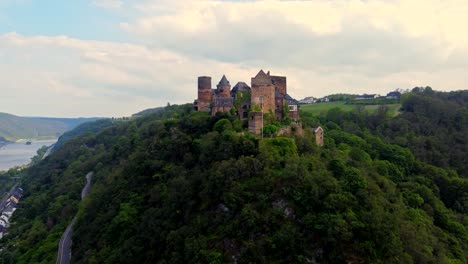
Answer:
xmin=271 ymin=75 xmax=287 ymax=95
xmin=251 ymin=85 xmax=276 ymax=114
xmin=216 ymin=84 xmax=231 ymax=97
xmin=288 ymin=104 xmax=299 ymax=120
xmin=211 ymin=106 xmax=232 ymax=116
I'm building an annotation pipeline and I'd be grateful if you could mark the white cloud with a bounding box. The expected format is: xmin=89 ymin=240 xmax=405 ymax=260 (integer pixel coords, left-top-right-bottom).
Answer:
xmin=2 ymin=0 xmax=468 ymax=117
xmin=0 ymin=32 xmax=260 ymax=117
xmin=118 ymin=0 xmax=468 ymax=91
xmin=92 ymin=0 xmax=123 ymax=9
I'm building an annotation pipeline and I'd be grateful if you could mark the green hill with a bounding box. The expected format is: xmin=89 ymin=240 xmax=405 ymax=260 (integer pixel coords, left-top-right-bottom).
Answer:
xmin=0 ymin=93 xmax=467 ymax=263
xmin=0 ymin=112 xmax=102 ymax=140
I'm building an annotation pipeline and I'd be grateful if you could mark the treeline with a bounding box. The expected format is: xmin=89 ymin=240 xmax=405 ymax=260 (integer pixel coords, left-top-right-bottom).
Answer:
xmin=346 ymin=98 xmax=399 ymax=105
xmin=0 ymin=94 xmax=466 ymax=263
xmin=381 ymin=88 xmax=468 ymax=178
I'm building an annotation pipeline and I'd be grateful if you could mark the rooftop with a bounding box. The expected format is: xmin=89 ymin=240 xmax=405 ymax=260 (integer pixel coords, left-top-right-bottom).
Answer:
xmin=218 ymin=75 xmax=230 ymax=86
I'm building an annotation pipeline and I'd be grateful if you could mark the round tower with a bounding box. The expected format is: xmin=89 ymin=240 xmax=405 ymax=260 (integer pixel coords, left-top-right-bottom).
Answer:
xmin=198 ymin=76 xmax=212 ymax=112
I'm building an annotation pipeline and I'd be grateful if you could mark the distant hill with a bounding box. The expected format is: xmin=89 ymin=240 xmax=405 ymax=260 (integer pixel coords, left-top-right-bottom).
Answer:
xmin=132 ymin=106 xmax=165 ymax=117
xmin=0 ymin=112 xmax=102 ymax=141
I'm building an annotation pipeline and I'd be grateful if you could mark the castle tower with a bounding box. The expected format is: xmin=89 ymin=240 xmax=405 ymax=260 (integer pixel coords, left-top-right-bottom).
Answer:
xmin=197 ymin=76 xmax=212 ymax=112
xmin=216 ymin=75 xmax=231 ymax=97
xmin=251 ymin=70 xmax=275 ymax=114
xmin=312 ymin=127 xmax=324 ymax=146
xmin=271 ymin=75 xmax=287 ymax=95
xmin=248 ymin=112 xmax=263 ymax=135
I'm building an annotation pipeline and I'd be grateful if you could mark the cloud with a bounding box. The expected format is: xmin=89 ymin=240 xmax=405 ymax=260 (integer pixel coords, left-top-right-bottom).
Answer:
xmin=92 ymin=0 xmax=123 ymax=9
xmin=2 ymin=0 xmax=468 ymax=117
xmin=118 ymin=0 xmax=468 ymax=92
xmin=0 ymin=32 xmax=261 ymax=117
xmin=122 ymin=0 xmax=464 ymax=70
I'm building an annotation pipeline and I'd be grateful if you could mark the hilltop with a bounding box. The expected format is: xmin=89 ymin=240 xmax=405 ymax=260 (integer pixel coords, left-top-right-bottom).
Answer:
xmin=0 ymin=90 xmax=466 ymax=263
xmin=0 ymin=112 xmax=102 ymax=141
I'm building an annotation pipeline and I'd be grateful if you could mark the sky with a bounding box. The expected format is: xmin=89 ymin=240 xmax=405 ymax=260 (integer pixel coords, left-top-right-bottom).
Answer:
xmin=0 ymin=0 xmax=467 ymax=117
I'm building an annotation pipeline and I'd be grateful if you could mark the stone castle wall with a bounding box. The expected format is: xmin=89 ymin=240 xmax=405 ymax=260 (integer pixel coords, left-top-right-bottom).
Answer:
xmin=251 ymin=84 xmax=276 ymax=114
xmin=196 ymin=71 xmax=299 ymax=124
xmin=216 ymin=84 xmax=231 ymax=97
xmin=271 ymin=75 xmax=287 ymax=95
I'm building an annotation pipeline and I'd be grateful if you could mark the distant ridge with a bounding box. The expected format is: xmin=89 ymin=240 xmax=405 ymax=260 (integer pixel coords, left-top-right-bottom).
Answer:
xmin=0 ymin=112 xmax=103 ymax=141
xmin=132 ymin=106 xmax=165 ymax=117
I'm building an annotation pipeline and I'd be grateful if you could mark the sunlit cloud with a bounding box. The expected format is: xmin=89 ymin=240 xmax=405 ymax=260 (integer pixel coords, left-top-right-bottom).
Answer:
xmin=0 ymin=0 xmax=467 ymax=117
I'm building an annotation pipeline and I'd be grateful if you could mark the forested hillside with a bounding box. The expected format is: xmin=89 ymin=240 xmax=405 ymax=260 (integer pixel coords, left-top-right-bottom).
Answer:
xmin=0 ymin=91 xmax=467 ymax=263
xmin=0 ymin=112 xmax=101 ymax=140
xmin=379 ymin=88 xmax=468 ymax=178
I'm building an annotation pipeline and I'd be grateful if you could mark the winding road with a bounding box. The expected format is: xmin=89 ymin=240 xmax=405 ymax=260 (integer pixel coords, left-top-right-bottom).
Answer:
xmin=56 ymin=172 xmax=93 ymax=264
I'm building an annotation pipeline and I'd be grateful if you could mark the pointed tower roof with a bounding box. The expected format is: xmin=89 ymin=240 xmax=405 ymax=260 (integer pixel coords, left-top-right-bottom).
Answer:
xmin=218 ymin=75 xmax=230 ymax=86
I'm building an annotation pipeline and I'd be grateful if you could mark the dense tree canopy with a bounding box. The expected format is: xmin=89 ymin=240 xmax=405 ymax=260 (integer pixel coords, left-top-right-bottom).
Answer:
xmin=0 ymin=93 xmax=467 ymax=263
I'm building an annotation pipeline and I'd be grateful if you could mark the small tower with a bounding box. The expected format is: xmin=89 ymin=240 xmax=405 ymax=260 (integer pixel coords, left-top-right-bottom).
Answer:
xmin=197 ymin=76 xmax=212 ymax=112
xmin=312 ymin=126 xmax=324 ymax=146
xmin=249 ymin=112 xmax=263 ymax=135
xmin=216 ymin=75 xmax=231 ymax=97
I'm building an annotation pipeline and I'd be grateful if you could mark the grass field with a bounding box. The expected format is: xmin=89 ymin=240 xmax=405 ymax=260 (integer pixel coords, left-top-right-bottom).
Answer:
xmin=300 ymin=102 xmax=401 ymax=116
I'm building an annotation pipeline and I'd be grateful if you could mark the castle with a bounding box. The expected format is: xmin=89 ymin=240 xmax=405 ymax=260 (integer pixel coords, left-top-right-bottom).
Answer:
xmin=194 ymin=70 xmax=300 ymax=134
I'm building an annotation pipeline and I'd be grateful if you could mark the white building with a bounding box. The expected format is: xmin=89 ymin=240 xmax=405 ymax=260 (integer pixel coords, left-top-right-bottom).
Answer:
xmin=299 ymin=96 xmax=317 ymax=104
xmin=0 ymin=215 xmax=9 ymax=225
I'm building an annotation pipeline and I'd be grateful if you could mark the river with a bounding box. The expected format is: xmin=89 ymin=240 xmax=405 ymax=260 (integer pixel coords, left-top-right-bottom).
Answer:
xmin=0 ymin=139 xmax=57 ymax=172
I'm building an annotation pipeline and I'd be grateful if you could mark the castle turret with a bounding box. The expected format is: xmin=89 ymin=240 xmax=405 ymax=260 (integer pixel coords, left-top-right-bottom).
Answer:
xmin=216 ymin=75 xmax=231 ymax=97
xmin=312 ymin=126 xmax=324 ymax=146
xmin=197 ymin=76 xmax=212 ymax=112
xmin=248 ymin=112 xmax=263 ymax=135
